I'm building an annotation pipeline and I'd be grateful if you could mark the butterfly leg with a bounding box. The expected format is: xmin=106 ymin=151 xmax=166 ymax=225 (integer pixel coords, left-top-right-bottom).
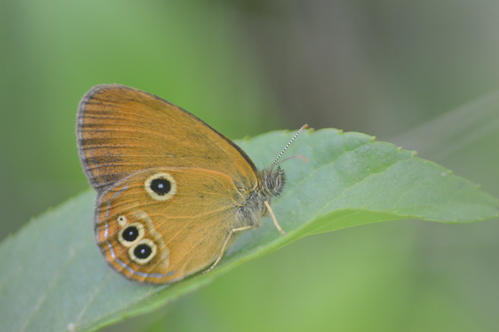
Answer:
xmin=203 ymin=225 xmax=253 ymax=274
xmin=264 ymin=200 xmax=286 ymax=235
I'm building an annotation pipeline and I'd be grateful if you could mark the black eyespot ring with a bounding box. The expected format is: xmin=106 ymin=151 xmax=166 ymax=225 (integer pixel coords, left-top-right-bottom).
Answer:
xmin=150 ymin=178 xmax=171 ymax=195
xmin=129 ymin=239 xmax=157 ymax=265
xmin=133 ymin=243 xmax=152 ymax=259
xmin=145 ymin=172 xmax=177 ymax=201
xmin=118 ymin=222 xmax=145 ymax=247
xmin=122 ymin=225 xmax=139 ymax=242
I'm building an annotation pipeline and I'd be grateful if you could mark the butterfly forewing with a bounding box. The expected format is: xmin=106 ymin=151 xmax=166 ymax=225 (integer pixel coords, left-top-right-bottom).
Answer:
xmin=77 ymin=84 xmax=258 ymax=193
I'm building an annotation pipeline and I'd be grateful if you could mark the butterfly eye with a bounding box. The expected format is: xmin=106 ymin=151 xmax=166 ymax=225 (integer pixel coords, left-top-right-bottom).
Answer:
xmin=118 ymin=222 xmax=145 ymax=247
xmin=145 ymin=172 xmax=177 ymax=201
xmin=129 ymin=239 xmax=157 ymax=265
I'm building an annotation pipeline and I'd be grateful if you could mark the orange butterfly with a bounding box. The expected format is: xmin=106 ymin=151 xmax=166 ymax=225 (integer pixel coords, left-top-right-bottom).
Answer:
xmin=77 ymin=84 xmax=305 ymax=283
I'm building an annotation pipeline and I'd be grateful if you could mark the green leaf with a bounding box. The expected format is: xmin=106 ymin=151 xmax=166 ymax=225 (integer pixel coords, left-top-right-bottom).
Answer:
xmin=1 ymin=128 xmax=497 ymax=332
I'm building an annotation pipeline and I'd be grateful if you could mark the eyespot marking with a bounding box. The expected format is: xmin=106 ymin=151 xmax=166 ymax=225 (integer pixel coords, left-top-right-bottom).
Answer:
xmin=145 ymin=172 xmax=176 ymax=201
xmin=101 ymin=221 xmax=174 ymax=280
xmin=118 ymin=222 xmax=145 ymax=247
xmin=117 ymin=215 xmax=127 ymax=226
xmin=129 ymin=238 xmax=158 ymax=265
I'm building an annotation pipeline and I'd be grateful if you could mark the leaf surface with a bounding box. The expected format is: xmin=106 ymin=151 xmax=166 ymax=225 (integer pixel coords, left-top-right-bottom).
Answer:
xmin=1 ymin=129 xmax=497 ymax=332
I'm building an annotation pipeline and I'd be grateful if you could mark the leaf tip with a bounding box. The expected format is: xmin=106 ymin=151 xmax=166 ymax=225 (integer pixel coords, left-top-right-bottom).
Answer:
xmin=407 ymin=149 xmax=418 ymax=157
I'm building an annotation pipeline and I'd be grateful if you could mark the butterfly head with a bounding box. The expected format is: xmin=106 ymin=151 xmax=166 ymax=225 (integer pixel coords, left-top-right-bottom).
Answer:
xmin=259 ymin=166 xmax=286 ymax=198
xmin=238 ymin=166 xmax=285 ymax=230
xmin=257 ymin=124 xmax=308 ymax=199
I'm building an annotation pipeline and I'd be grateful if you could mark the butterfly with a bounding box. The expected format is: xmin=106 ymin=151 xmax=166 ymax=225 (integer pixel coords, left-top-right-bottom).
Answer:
xmin=76 ymin=84 xmax=305 ymax=284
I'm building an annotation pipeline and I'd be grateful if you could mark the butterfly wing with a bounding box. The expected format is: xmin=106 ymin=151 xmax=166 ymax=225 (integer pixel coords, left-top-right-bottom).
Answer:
xmin=77 ymin=84 xmax=268 ymax=283
xmin=77 ymin=84 xmax=258 ymax=193
xmin=96 ymin=167 xmax=247 ymax=284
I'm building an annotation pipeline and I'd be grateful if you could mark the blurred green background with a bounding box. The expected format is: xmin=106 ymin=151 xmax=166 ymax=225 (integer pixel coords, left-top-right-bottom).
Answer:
xmin=1 ymin=1 xmax=499 ymax=331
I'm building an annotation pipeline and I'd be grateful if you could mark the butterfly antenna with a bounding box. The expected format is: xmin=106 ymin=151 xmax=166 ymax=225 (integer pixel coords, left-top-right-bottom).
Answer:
xmin=270 ymin=124 xmax=308 ymax=169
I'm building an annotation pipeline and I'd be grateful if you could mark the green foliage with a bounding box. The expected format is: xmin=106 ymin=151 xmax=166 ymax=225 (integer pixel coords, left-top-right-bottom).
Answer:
xmin=0 ymin=128 xmax=496 ymax=332
xmin=3 ymin=2 xmax=499 ymax=331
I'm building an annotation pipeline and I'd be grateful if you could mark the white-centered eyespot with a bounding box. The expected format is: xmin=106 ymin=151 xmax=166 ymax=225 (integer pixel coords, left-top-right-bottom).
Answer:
xmin=144 ymin=172 xmax=177 ymax=201
xmin=118 ymin=222 xmax=145 ymax=247
xmin=129 ymin=238 xmax=157 ymax=265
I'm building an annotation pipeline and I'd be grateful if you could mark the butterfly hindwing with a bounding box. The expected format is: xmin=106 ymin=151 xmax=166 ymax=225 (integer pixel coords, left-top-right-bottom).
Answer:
xmin=94 ymin=167 xmax=247 ymax=283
